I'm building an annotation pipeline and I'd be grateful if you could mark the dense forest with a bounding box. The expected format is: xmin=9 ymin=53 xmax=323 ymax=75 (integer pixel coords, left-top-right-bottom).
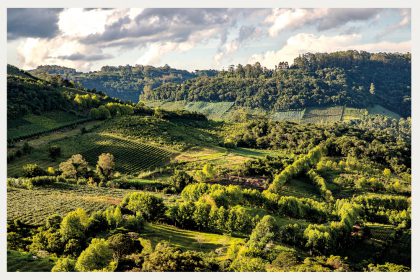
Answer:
xmin=143 ymin=51 xmax=411 ymax=117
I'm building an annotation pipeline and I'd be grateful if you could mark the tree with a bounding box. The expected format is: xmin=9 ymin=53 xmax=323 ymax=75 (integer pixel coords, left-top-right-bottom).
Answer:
xmin=369 ymin=82 xmax=375 ymax=95
xmin=247 ymin=215 xmax=278 ymax=253
xmin=48 ymin=145 xmax=61 ymax=161
xmin=142 ymin=242 xmax=213 ymax=272
xmin=51 ymin=257 xmax=76 ymax=272
xmin=107 ymin=233 xmax=142 ymax=261
xmin=22 ymin=163 xmax=46 ymax=177
xmin=75 ymin=238 xmax=116 ymax=272
xmin=121 ymin=192 xmax=166 ymax=222
xmin=169 ymin=170 xmax=193 ymax=192
xmin=60 ymin=208 xmax=89 ymax=242
xmin=59 ymin=154 xmax=88 ymax=179
xmin=96 ymin=153 xmax=115 ymax=181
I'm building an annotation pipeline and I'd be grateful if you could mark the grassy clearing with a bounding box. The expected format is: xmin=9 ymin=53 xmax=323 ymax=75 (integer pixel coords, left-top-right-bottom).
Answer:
xmin=368 ymin=105 xmax=401 ymax=119
xmin=8 ymin=111 xmax=88 ymax=141
xmin=278 ymin=179 xmax=322 ymax=200
xmin=7 ymin=185 xmax=176 ymax=226
xmin=7 ymin=250 xmax=54 ymax=272
xmin=141 ymin=223 xmax=244 ymax=253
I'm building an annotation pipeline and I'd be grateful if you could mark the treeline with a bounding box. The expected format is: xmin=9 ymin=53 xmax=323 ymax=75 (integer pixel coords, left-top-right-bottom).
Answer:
xmin=269 ymin=144 xmax=326 ymax=193
xmin=142 ymin=51 xmax=411 ymax=117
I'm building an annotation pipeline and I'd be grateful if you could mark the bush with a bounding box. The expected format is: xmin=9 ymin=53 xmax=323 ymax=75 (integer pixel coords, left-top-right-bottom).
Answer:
xmin=75 ymin=238 xmax=116 ymax=272
xmin=120 ymin=192 xmax=166 ymax=222
xmin=22 ymin=164 xmax=46 ymax=178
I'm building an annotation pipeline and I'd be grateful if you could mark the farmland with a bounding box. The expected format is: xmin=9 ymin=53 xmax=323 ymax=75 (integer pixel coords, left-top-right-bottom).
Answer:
xmin=145 ymin=101 xmax=402 ymax=124
xmin=8 ymin=111 xmax=89 ymax=141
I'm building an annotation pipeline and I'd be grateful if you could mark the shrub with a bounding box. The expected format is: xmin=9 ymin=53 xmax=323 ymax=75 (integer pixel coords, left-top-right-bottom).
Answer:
xmin=75 ymin=238 xmax=116 ymax=272
xmin=22 ymin=163 xmax=46 ymax=178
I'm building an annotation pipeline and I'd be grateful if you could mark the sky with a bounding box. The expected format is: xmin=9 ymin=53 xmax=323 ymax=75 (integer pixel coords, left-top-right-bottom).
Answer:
xmin=7 ymin=8 xmax=411 ymax=72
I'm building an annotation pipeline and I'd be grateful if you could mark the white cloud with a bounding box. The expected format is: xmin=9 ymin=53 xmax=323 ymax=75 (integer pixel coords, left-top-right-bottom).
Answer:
xmin=265 ymin=8 xmax=383 ymax=37
xmin=136 ymin=42 xmax=195 ymax=65
xmin=266 ymin=9 xmax=328 ymax=37
xmin=248 ymin=33 xmax=410 ymax=68
xmin=58 ymin=8 xmax=116 ymax=37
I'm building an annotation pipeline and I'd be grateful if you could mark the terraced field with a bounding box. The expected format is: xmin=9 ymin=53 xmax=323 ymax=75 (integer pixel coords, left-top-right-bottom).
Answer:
xmin=342 ymin=107 xmax=369 ymax=121
xmin=8 ymin=111 xmax=89 ymax=141
xmin=301 ymin=106 xmax=344 ymax=123
xmin=272 ymin=109 xmax=305 ymax=122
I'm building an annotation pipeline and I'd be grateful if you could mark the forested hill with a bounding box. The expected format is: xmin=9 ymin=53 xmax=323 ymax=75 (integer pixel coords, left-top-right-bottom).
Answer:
xmin=29 ymin=65 xmax=216 ymax=102
xmin=142 ymin=51 xmax=411 ymax=117
xmin=7 ymin=65 xmax=123 ymax=119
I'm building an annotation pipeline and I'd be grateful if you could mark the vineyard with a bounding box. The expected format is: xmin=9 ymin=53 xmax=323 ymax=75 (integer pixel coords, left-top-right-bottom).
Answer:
xmin=81 ymin=134 xmax=174 ymax=174
xmin=8 ymin=111 xmax=89 ymax=141
xmin=272 ymin=109 xmax=305 ymax=122
xmin=301 ymin=106 xmax=344 ymax=123
xmin=7 ymin=185 xmax=133 ymax=226
xmin=342 ymin=107 xmax=369 ymax=121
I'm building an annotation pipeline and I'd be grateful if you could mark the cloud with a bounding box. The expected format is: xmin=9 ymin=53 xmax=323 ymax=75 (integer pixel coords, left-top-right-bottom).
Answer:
xmin=214 ymin=25 xmax=261 ymax=64
xmin=16 ymin=37 xmax=109 ymax=71
xmin=248 ymin=33 xmax=410 ymax=68
xmin=7 ymin=8 xmax=63 ymax=40
xmin=266 ymin=8 xmax=382 ymax=37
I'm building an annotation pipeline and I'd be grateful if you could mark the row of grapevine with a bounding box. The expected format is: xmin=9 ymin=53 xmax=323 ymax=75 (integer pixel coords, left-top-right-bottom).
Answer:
xmin=81 ymin=135 xmax=173 ymax=174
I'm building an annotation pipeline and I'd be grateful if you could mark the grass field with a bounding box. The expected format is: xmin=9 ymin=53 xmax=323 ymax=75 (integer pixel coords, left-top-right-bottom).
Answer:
xmin=141 ymin=223 xmax=244 ymax=253
xmin=7 ymin=250 xmax=54 ymax=272
xmin=368 ymin=105 xmax=401 ymax=119
xmin=278 ymin=179 xmax=322 ymax=200
xmin=8 ymin=111 xmax=89 ymax=141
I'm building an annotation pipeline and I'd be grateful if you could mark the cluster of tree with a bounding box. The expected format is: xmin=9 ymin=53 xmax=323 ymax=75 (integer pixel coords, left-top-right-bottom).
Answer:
xmin=303 ymin=199 xmax=361 ymax=254
xmin=353 ymin=194 xmax=410 ymax=227
xmin=242 ymin=155 xmax=294 ymax=179
xmin=269 ymin=144 xmax=326 ymax=193
xmin=180 ymin=183 xmax=329 ymax=223
xmin=7 ymin=76 xmax=72 ymax=119
xmin=262 ymin=191 xmax=329 ymax=223
xmin=228 ymin=116 xmax=410 ymax=174
xmin=167 ymin=200 xmax=258 ymax=234
xmin=25 ymin=207 xmax=144 ymax=270
xmin=7 ymin=142 xmax=33 ymax=163
xmin=142 ymin=51 xmax=410 ymax=117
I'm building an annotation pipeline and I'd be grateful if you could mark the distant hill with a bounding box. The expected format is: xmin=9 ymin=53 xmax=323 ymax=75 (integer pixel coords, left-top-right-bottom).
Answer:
xmin=29 ymin=65 xmax=216 ymax=102
xmin=143 ymin=51 xmax=411 ymax=118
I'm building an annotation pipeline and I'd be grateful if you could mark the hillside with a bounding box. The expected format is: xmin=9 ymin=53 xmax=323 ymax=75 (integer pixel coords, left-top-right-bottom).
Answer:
xmin=143 ymin=51 xmax=411 ymax=118
xmin=7 ymin=62 xmax=411 ymax=272
xmin=29 ymin=65 xmax=216 ymax=102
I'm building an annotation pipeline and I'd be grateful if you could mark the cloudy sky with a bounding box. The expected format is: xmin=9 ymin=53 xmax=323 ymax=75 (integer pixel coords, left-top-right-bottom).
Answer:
xmin=7 ymin=8 xmax=411 ymax=72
